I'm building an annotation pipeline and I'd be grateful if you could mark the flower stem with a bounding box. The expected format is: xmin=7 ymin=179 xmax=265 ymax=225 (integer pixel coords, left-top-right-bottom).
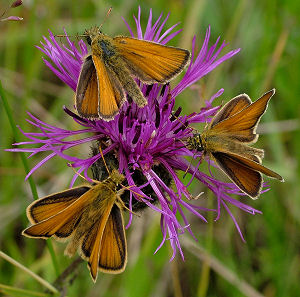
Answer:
xmin=52 ymin=257 xmax=82 ymax=292
xmin=0 ymin=251 xmax=59 ymax=295
xmin=182 ymin=237 xmax=264 ymax=297
xmin=46 ymin=240 xmax=60 ymax=277
xmin=0 ymin=80 xmax=38 ymax=199
xmin=0 ymin=283 xmax=52 ymax=297
xmin=0 ymin=80 xmax=60 ymax=276
xmin=197 ymin=191 xmax=214 ymax=297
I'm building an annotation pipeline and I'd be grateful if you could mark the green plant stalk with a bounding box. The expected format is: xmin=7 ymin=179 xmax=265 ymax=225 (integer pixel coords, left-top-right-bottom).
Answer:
xmin=197 ymin=191 xmax=214 ymax=297
xmin=0 ymin=80 xmax=38 ymax=199
xmin=0 ymin=80 xmax=60 ymax=276
xmin=182 ymin=238 xmax=264 ymax=297
xmin=0 ymin=251 xmax=59 ymax=295
xmin=0 ymin=283 xmax=52 ymax=297
xmin=206 ymin=0 xmax=247 ymax=98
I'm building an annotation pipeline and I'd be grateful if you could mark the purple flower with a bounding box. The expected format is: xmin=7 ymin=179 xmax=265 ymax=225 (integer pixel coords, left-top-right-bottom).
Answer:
xmin=8 ymin=7 xmax=262 ymax=258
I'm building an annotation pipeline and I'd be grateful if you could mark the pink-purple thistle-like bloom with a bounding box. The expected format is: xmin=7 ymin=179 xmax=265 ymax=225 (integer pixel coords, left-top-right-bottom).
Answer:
xmin=9 ymin=7 xmax=262 ymax=257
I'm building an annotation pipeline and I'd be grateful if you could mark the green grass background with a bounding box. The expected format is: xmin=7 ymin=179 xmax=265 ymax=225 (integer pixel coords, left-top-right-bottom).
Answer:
xmin=0 ymin=0 xmax=299 ymax=296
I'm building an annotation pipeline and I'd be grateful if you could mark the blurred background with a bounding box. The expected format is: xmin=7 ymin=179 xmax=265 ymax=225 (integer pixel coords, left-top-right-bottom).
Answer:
xmin=0 ymin=0 xmax=299 ymax=296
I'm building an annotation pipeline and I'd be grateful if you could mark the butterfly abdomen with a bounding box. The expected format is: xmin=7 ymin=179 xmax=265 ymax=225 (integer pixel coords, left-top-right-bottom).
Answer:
xmin=107 ymin=58 xmax=148 ymax=107
xmin=205 ymin=135 xmax=264 ymax=161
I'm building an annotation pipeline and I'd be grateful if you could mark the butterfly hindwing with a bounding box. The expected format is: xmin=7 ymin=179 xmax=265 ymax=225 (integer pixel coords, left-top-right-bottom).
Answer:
xmin=212 ymin=151 xmax=283 ymax=198
xmin=212 ymin=151 xmax=263 ymax=198
xmin=76 ymin=55 xmax=100 ymax=119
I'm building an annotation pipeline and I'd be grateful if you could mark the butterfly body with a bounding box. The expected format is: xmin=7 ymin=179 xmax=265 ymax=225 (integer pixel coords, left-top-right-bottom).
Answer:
xmin=187 ymin=90 xmax=284 ymax=198
xmin=64 ymin=176 xmax=121 ymax=256
xmin=75 ymin=26 xmax=190 ymax=120
xmin=200 ymin=133 xmax=264 ymax=162
xmin=23 ymin=169 xmax=127 ymax=281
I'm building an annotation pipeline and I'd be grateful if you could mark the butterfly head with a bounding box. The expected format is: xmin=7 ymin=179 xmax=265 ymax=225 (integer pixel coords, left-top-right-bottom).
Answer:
xmin=84 ymin=26 xmax=103 ymax=46
xmin=110 ymin=169 xmax=125 ymax=186
xmin=186 ymin=133 xmax=204 ymax=152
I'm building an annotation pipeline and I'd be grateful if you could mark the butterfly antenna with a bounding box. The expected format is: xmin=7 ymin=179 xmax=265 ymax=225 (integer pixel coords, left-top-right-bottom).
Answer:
xmin=171 ymin=109 xmax=196 ymax=135
xmin=99 ymin=7 xmax=112 ymax=31
xmin=68 ymin=164 xmax=98 ymax=184
xmin=166 ymin=86 xmax=194 ymax=133
xmin=119 ymin=184 xmax=146 ymax=200
xmin=98 ymin=145 xmax=111 ymax=176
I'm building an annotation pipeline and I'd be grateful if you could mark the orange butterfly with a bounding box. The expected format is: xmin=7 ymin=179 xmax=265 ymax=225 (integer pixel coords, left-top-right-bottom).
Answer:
xmin=187 ymin=89 xmax=284 ymax=198
xmin=23 ymin=169 xmax=127 ymax=282
xmin=75 ymin=26 xmax=190 ymax=120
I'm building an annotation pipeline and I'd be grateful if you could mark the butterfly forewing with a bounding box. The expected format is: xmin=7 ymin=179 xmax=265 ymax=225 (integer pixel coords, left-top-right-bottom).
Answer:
xmin=92 ymin=55 xmax=126 ymax=119
xmin=86 ymin=219 xmax=108 ymax=280
xmin=23 ymin=187 xmax=93 ymax=239
xmin=210 ymin=89 xmax=275 ymax=143
xmin=98 ymin=204 xmax=127 ymax=274
xmin=84 ymin=193 xmax=118 ymax=281
xmin=23 ymin=210 xmax=79 ymax=239
xmin=27 ymin=186 xmax=90 ymax=224
xmin=114 ymin=37 xmax=190 ymax=83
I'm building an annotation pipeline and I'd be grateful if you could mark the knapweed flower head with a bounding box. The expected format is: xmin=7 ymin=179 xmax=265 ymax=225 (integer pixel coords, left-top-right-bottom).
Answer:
xmin=9 ymin=7 xmax=262 ymax=258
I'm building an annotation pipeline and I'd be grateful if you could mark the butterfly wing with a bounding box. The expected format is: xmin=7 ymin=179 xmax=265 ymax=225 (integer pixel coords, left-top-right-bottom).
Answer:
xmin=92 ymin=54 xmax=126 ymax=120
xmin=98 ymin=204 xmax=127 ymax=274
xmin=113 ymin=36 xmax=190 ymax=83
xmin=209 ymin=89 xmax=275 ymax=143
xmin=76 ymin=55 xmax=100 ymax=119
xmin=81 ymin=202 xmax=126 ymax=281
xmin=26 ymin=186 xmax=91 ymax=224
xmin=76 ymin=55 xmax=126 ymax=120
xmin=212 ymin=151 xmax=284 ymax=199
xmin=210 ymin=94 xmax=252 ymax=127
xmin=23 ymin=187 xmax=92 ymax=239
